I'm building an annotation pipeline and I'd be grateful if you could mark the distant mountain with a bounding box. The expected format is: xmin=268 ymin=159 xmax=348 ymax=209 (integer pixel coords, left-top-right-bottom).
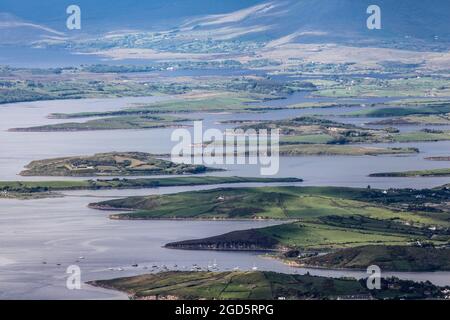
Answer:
xmin=0 ymin=0 xmax=449 ymax=47
xmin=181 ymin=0 xmax=450 ymax=44
xmin=0 ymin=0 xmax=264 ymax=32
xmin=0 ymin=12 xmax=68 ymax=45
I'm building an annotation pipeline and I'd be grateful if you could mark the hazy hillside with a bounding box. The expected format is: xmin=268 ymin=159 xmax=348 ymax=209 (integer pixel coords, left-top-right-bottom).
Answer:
xmin=1 ymin=0 xmax=449 ymax=42
xmin=0 ymin=0 xmax=264 ymax=32
xmin=182 ymin=0 xmax=450 ymax=44
xmin=1 ymin=0 xmax=449 ymax=55
xmin=0 ymin=12 xmax=67 ymax=45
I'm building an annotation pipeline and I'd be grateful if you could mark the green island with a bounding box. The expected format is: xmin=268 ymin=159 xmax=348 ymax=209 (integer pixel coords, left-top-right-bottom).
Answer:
xmin=48 ymin=94 xmax=265 ymax=119
xmin=19 ymin=152 xmax=217 ymax=177
xmin=48 ymin=99 xmax=367 ymax=120
xmin=369 ymin=168 xmax=450 ymax=177
xmin=292 ymin=245 xmax=450 ymax=272
xmin=343 ymin=103 xmax=450 ymax=118
xmin=207 ymin=116 xmax=421 ymax=156
xmin=390 ymin=98 xmax=450 ymax=107
xmin=367 ymin=115 xmax=450 ymax=126
xmin=9 ymin=115 xmax=193 ymax=132
xmin=14 ymin=114 xmax=426 ymax=156
xmin=426 ymin=157 xmax=450 ymax=161
xmin=164 ymin=218 xmax=449 ymax=253
xmin=4 ymin=1 xmax=450 ymax=301
xmin=90 ymin=186 xmax=450 ymax=221
xmin=89 ymin=186 xmax=450 ymax=272
xmin=0 ymin=176 xmax=302 ymax=199
xmin=88 ymin=271 xmax=449 ymax=300
xmin=392 ymin=129 xmax=450 ymax=143
xmin=278 ymin=145 xmax=418 ymax=156
xmin=232 ymin=116 xmax=450 ymax=144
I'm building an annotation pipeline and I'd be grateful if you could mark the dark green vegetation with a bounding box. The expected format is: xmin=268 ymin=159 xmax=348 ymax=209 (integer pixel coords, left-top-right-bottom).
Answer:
xmin=297 ymin=245 xmax=450 ymax=271
xmin=0 ymin=177 xmax=302 ymax=198
xmin=90 ymin=186 xmax=450 ymax=252
xmin=9 ymin=115 xmax=192 ymax=132
xmin=89 ymin=271 xmax=449 ymax=300
xmin=369 ymin=168 xmax=450 ymax=177
xmin=20 ymin=152 xmax=214 ymax=177
xmin=166 ymin=228 xmax=281 ymax=251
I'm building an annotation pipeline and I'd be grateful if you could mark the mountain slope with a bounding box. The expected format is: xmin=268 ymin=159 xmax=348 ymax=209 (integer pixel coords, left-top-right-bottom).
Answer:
xmin=0 ymin=0 xmax=265 ymax=32
xmin=0 ymin=12 xmax=66 ymax=45
xmin=1 ymin=0 xmax=449 ymax=59
xmin=181 ymin=0 xmax=450 ymax=43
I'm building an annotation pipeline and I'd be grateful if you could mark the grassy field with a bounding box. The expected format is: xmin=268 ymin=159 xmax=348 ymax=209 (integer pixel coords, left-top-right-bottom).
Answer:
xmin=369 ymin=168 xmax=450 ymax=177
xmin=50 ymin=100 xmax=367 ymax=120
xmin=392 ymin=131 xmax=450 ymax=143
xmin=298 ymin=245 xmax=450 ymax=271
xmin=92 ymin=186 xmax=450 ymax=223
xmin=88 ymin=271 xmax=448 ymax=300
xmin=166 ymin=220 xmax=414 ymax=251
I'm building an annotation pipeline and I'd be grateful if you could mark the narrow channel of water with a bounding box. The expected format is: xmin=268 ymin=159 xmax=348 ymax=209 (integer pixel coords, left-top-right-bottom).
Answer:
xmin=1 ymin=94 xmax=449 ymax=299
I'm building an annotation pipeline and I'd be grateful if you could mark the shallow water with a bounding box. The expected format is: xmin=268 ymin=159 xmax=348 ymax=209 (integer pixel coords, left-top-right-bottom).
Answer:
xmin=1 ymin=95 xmax=450 ymax=299
xmin=1 ymin=96 xmax=449 ymax=188
xmin=1 ymin=189 xmax=449 ymax=300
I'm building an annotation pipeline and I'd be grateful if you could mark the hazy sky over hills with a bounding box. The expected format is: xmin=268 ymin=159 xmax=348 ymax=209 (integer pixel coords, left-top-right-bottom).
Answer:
xmin=0 ymin=0 xmax=449 ymax=45
xmin=0 ymin=0 xmax=264 ymax=31
xmin=180 ymin=0 xmax=450 ymax=42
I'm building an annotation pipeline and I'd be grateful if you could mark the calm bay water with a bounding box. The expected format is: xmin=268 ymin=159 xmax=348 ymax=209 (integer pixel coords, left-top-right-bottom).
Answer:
xmin=0 ymin=94 xmax=449 ymax=299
